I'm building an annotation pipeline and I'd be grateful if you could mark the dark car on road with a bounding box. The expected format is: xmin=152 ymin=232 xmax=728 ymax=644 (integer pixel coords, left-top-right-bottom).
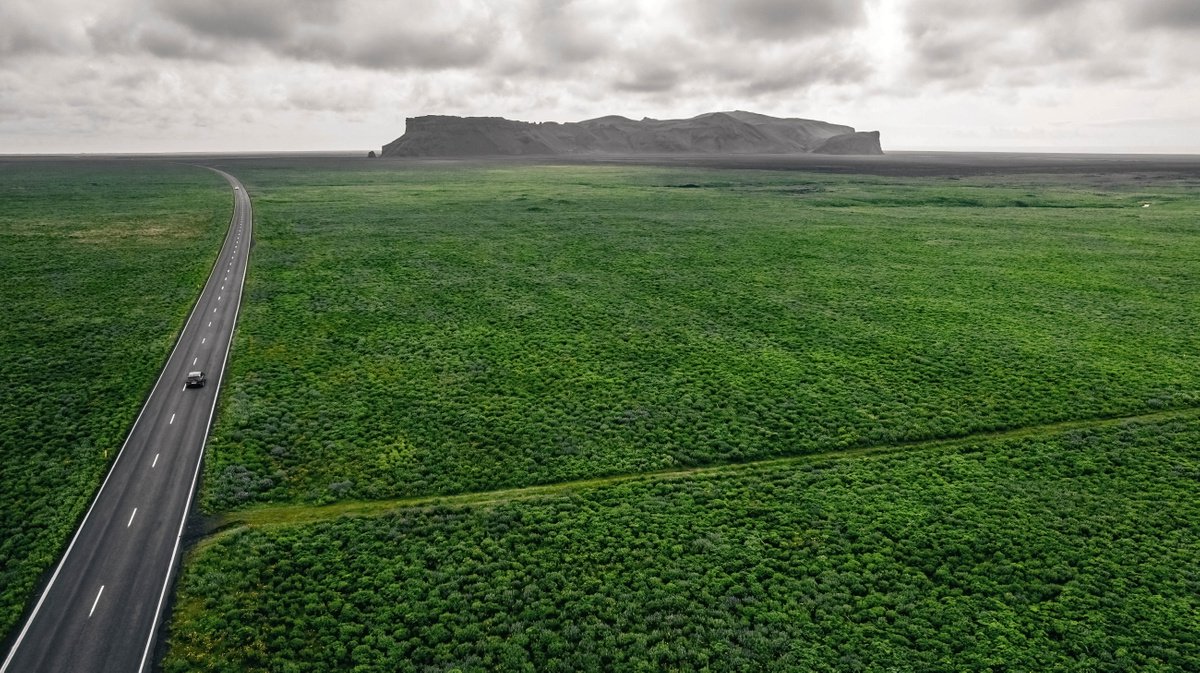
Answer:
xmin=186 ymin=371 xmax=206 ymax=388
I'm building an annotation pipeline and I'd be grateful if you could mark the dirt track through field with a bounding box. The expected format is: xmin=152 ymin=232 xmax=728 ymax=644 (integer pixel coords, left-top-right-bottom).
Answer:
xmin=205 ymin=403 xmax=1200 ymax=542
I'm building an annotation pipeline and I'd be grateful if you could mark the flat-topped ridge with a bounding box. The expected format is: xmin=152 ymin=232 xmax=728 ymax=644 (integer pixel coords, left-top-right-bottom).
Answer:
xmin=382 ymin=111 xmax=882 ymax=157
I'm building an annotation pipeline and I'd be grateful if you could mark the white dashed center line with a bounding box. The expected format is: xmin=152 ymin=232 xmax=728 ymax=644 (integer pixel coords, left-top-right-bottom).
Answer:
xmin=152 ymin=453 xmax=159 ymax=468
xmin=169 ymin=413 xmax=175 ymax=425
xmin=127 ymin=508 xmax=137 ymax=528
xmin=89 ymin=586 xmax=104 ymax=618
xmin=202 ymin=338 xmax=206 ymax=344
xmin=192 ymin=357 xmax=197 ymax=366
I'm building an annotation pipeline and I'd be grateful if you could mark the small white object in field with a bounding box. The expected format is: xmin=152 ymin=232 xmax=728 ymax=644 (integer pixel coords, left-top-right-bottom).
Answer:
xmin=1141 ymin=203 xmax=1151 ymax=208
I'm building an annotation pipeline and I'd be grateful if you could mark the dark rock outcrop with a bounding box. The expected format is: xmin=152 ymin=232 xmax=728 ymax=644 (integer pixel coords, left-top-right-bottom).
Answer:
xmin=811 ymin=131 xmax=883 ymax=155
xmin=382 ymin=111 xmax=882 ymax=157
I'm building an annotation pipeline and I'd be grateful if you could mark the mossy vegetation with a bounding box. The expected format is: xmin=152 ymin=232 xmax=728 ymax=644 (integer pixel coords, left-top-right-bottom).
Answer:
xmin=164 ymin=161 xmax=1198 ymax=670
xmin=201 ymin=163 xmax=1200 ymax=510
xmin=167 ymin=416 xmax=1200 ymax=672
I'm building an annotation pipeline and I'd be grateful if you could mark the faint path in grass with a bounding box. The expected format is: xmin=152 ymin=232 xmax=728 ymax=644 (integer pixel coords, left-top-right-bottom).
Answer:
xmin=204 ymin=404 xmax=1200 ymax=544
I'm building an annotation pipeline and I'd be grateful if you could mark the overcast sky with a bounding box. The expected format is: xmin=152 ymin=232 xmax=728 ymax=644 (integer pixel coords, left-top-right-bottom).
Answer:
xmin=3 ymin=0 xmax=1199 ymax=154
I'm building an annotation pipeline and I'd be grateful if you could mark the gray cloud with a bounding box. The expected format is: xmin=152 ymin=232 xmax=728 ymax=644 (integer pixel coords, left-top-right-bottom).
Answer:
xmin=486 ymin=0 xmax=878 ymax=101
xmin=736 ymin=54 xmax=871 ymax=96
xmin=85 ymin=0 xmax=498 ymax=71
xmin=88 ymin=8 xmax=237 ymax=62
xmin=275 ymin=28 xmax=493 ymax=70
xmin=1132 ymin=0 xmax=1200 ymax=29
xmin=286 ymin=83 xmax=374 ymax=113
xmin=982 ymin=0 xmax=1093 ymax=18
xmin=1 ymin=1 xmax=80 ymax=57
xmin=0 ymin=23 xmax=55 ymax=57
xmin=158 ymin=0 xmax=327 ymax=42
xmin=614 ymin=64 xmax=681 ymax=93
xmin=906 ymin=0 xmax=1093 ymax=24
xmin=899 ymin=0 xmax=1177 ymax=90
xmin=136 ymin=26 xmax=217 ymax=60
xmin=75 ymin=0 xmax=879 ymax=96
xmin=695 ymin=0 xmax=868 ymax=41
xmin=521 ymin=0 xmax=612 ymax=64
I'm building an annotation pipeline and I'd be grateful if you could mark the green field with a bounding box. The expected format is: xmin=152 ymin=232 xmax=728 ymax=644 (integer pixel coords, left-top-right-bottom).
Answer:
xmin=166 ymin=414 xmax=1200 ymax=672
xmin=157 ymin=160 xmax=1199 ymax=671
xmin=199 ymin=163 xmax=1200 ymax=511
xmin=0 ymin=161 xmax=228 ymax=635
xmin=6 ymin=158 xmax=1198 ymax=670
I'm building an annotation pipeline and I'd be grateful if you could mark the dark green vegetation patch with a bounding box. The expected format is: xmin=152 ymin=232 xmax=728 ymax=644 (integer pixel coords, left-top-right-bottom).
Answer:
xmin=167 ymin=416 xmax=1200 ymax=672
xmin=0 ymin=160 xmax=228 ymax=635
xmin=202 ymin=164 xmax=1200 ymax=510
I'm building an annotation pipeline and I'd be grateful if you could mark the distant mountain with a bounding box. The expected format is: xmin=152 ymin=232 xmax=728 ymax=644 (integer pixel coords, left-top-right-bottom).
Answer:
xmin=381 ymin=111 xmax=883 ymax=157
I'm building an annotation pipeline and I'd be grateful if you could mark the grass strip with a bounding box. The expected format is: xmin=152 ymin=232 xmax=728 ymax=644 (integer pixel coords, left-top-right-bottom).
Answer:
xmin=210 ymin=404 xmax=1200 ymax=537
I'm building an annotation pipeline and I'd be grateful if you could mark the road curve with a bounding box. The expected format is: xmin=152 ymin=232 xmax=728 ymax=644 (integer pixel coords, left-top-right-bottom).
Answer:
xmin=2 ymin=167 xmax=252 ymax=673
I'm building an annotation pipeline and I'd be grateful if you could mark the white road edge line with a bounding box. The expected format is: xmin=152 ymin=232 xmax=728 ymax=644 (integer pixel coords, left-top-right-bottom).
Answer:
xmin=138 ymin=168 xmax=251 ymax=673
xmin=152 ymin=454 xmax=159 ymax=468
xmin=88 ymin=586 xmax=104 ymax=618
xmin=127 ymin=508 xmax=137 ymax=528
xmin=0 ymin=167 xmax=240 ymax=672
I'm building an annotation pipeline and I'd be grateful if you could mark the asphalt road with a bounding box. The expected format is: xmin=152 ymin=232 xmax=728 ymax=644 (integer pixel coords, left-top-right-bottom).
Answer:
xmin=2 ymin=168 xmax=251 ymax=673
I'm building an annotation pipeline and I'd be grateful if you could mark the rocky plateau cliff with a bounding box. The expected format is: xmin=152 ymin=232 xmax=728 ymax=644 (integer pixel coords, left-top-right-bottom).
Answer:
xmin=382 ymin=111 xmax=883 ymax=157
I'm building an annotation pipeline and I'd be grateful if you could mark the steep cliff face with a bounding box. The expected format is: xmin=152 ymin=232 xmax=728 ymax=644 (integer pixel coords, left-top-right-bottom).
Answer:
xmin=811 ymin=131 xmax=883 ymax=155
xmin=382 ymin=111 xmax=882 ymax=157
